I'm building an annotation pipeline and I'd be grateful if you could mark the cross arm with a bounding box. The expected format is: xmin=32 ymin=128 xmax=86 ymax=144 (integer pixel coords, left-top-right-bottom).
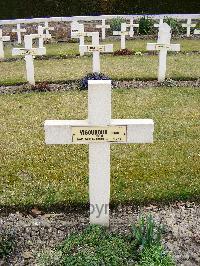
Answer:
xmin=44 ymin=119 xmax=154 ymax=145
xmin=147 ymin=43 xmax=180 ymax=51
xmin=12 ymin=47 xmax=46 ymax=56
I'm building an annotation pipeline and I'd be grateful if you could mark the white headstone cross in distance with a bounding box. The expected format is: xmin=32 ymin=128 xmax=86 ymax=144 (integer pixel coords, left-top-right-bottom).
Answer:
xmin=0 ymin=29 xmax=10 ymax=59
xmin=12 ymin=23 xmax=26 ymax=44
xmin=80 ymin=32 xmax=113 ymax=73
xmin=147 ymin=23 xmax=180 ymax=82
xmin=44 ymin=80 xmax=154 ymax=226
xmin=12 ymin=34 xmax=46 ymax=85
xmin=194 ymin=29 xmax=200 ymax=35
xmin=44 ymin=21 xmax=54 ymax=35
xmin=182 ymin=18 xmax=196 ymax=37
xmin=154 ymin=18 xmax=164 ymax=29
xmin=126 ymin=18 xmax=139 ymax=37
xmin=96 ymin=19 xmax=110 ymax=40
xmin=113 ymin=23 xmax=130 ymax=49
xmin=38 ymin=25 xmax=52 ymax=48
xmin=71 ymin=21 xmax=86 ymax=56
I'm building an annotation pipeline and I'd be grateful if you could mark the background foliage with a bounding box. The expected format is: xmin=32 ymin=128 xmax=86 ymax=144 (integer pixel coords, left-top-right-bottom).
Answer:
xmin=0 ymin=0 xmax=199 ymax=19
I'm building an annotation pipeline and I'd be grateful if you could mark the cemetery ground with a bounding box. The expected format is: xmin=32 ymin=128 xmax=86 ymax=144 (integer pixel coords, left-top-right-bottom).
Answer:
xmin=0 ymin=37 xmax=200 ymax=265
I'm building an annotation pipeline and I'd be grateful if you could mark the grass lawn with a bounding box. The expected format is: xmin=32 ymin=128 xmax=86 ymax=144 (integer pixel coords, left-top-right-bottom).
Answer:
xmin=3 ymin=39 xmax=200 ymax=58
xmin=0 ymin=87 xmax=199 ymax=207
xmin=0 ymin=54 xmax=199 ymax=85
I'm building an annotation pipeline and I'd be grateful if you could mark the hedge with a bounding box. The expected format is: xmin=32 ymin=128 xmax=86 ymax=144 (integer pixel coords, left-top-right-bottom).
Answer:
xmin=0 ymin=0 xmax=199 ymax=19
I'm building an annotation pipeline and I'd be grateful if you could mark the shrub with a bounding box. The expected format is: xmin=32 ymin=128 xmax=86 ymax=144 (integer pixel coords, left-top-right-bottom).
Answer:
xmin=0 ymin=233 xmax=15 ymax=259
xmin=139 ymin=244 xmax=175 ymax=266
xmin=80 ymin=72 xmax=111 ymax=90
xmin=114 ymin=48 xmax=134 ymax=56
xmin=164 ymin=17 xmax=184 ymax=35
xmin=132 ymin=214 xmax=163 ymax=249
xmin=138 ymin=17 xmax=156 ymax=35
xmin=110 ymin=17 xmax=126 ymax=31
xmin=58 ymin=225 xmax=133 ymax=265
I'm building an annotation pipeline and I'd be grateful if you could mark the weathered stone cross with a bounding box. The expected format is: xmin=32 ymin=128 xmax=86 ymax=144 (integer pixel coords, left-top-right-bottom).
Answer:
xmin=96 ymin=19 xmax=110 ymax=40
xmin=71 ymin=21 xmax=87 ymax=56
xmin=0 ymin=29 xmax=10 ymax=58
xmin=12 ymin=23 xmax=26 ymax=44
xmin=12 ymin=34 xmax=46 ymax=85
xmin=147 ymin=23 xmax=180 ymax=82
xmin=113 ymin=23 xmax=130 ymax=49
xmin=126 ymin=19 xmax=139 ymax=37
xmin=79 ymin=32 xmax=113 ymax=73
xmin=182 ymin=18 xmax=196 ymax=37
xmin=44 ymin=80 xmax=154 ymax=226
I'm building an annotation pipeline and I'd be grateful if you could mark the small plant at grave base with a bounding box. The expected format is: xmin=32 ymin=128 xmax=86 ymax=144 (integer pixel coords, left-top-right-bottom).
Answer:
xmin=31 ymin=82 xmax=51 ymax=92
xmin=80 ymin=72 xmax=111 ymax=90
xmin=0 ymin=233 xmax=15 ymax=259
xmin=161 ymin=78 xmax=177 ymax=87
xmin=132 ymin=214 xmax=163 ymax=250
xmin=138 ymin=17 xmax=156 ymax=35
xmin=164 ymin=17 xmax=184 ymax=35
xmin=139 ymin=244 xmax=175 ymax=266
xmin=114 ymin=48 xmax=134 ymax=56
xmin=110 ymin=17 xmax=126 ymax=31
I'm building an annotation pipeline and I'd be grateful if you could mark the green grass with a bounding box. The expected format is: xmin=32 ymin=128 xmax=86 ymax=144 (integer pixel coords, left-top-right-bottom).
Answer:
xmin=3 ymin=39 xmax=200 ymax=58
xmin=0 ymin=54 xmax=199 ymax=85
xmin=0 ymin=87 xmax=199 ymax=207
xmin=36 ymin=219 xmax=174 ymax=266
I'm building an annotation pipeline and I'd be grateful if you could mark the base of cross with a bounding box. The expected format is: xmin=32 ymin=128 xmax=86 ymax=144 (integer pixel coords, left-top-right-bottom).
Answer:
xmin=44 ymin=80 xmax=154 ymax=226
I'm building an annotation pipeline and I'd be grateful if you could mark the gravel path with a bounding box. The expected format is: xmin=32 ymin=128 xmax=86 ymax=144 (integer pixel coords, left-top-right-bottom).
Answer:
xmin=0 ymin=79 xmax=199 ymax=95
xmin=0 ymin=201 xmax=199 ymax=265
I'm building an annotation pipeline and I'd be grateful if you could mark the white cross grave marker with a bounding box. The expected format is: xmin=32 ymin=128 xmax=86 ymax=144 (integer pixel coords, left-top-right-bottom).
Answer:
xmin=79 ymin=32 xmax=113 ymax=73
xmin=44 ymin=21 xmax=54 ymax=36
xmin=126 ymin=19 xmax=139 ymax=37
xmin=44 ymin=80 xmax=154 ymax=226
xmin=71 ymin=21 xmax=86 ymax=56
xmin=38 ymin=25 xmax=52 ymax=48
xmin=154 ymin=18 xmax=164 ymax=29
xmin=12 ymin=34 xmax=46 ymax=85
xmin=12 ymin=23 xmax=26 ymax=44
xmin=182 ymin=19 xmax=196 ymax=37
xmin=113 ymin=23 xmax=130 ymax=49
xmin=147 ymin=23 xmax=180 ymax=82
xmin=194 ymin=29 xmax=200 ymax=35
xmin=96 ymin=19 xmax=110 ymax=40
xmin=0 ymin=29 xmax=10 ymax=59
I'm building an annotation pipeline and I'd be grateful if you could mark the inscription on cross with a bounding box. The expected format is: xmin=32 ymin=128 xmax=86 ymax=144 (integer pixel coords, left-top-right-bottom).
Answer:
xmin=79 ymin=32 xmax=113 ymax=73
xmin=0 ymin=29 xmax=10 ymax=59
xmin=44 ymin=80 xmax=154 ymax=226
xmin=147 ymin=23 xmax=180 ymax=82
xmin=12 ymin=23 xmax=26 ymax=44
xmin=96 ymin=19 xmax=110 ymax=40
xmin=12 ymin=34 xmax=46 ymax=85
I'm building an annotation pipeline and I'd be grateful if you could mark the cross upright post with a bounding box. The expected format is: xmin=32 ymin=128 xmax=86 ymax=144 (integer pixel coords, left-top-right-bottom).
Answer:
xmin=12 ymin=34 xmax=46 ymax=85
xmin=126 ymin=18 xmax=139 ymax=37
xmin=0 ymin=29 xmax=10 ymax=59
xmin=182 ymin=18 xmax=196 ymax=37
xmin=44 ymin=80 xmax=154 ymax=226
xmin=147 ymin=23 xmax=180 ymax=82
xmin=113 ymin=23 xmax=130 ymax=49
xmin=96 ymin=19 xmax=110 ymax=40
xmin=12 ymin=23 xmax=26 ymax=44
xmin=79 ymin=32 xmax=113 ymax=73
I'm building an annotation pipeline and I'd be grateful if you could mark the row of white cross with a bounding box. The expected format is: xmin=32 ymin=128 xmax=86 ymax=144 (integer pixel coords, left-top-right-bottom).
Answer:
xmin=1 ymin=20 xmax=199 ymax=86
